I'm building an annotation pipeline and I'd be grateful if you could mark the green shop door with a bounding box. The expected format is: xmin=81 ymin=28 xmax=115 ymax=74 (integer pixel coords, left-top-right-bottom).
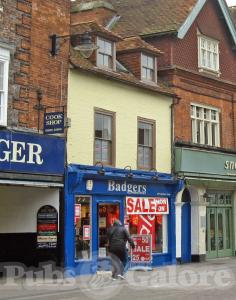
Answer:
xmin=206 ymin=207 xmax=233 ymax=258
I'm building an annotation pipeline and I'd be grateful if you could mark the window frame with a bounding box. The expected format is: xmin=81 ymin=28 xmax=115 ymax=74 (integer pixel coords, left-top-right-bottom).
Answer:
xmin=141 ymin=52 xmax=157 ymax=84
xmin=191 ymin=103 xmax=220 ymax=147
xmin=74 ymin=195 xmax=92 ymax=262
xmin=96 ymin=36 xmax=116 ymax=71
xmin=94 ymin=107 xmax=116 ymax=167
xmin=198 ymin=34 xmax=220 ymax=75
xmin=137 ymin=117 xmax=156 ymax=170
xmin=0 ymin=47 xmax=10 ymax=127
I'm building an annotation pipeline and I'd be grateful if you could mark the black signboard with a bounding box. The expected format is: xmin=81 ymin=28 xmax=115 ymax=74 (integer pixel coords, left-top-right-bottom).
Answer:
xmin=44 ymin=112 xmax=64 ymax=134
xmin=37 ymin=205 xmax=58 ymax=249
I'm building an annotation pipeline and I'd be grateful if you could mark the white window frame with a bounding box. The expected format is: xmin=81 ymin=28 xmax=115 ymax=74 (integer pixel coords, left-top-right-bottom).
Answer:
xmin=0 ymin=47 xmax=10 ymax=127
xmin=191 ymin=103 xmax=220 ymax=147
xmin=198 ymin=34 xmax=220 ymax=74
xmin=96 ymin=37 xmax=116 ymax=71
xmin=141 ymin=53 xmax=157 ymax=83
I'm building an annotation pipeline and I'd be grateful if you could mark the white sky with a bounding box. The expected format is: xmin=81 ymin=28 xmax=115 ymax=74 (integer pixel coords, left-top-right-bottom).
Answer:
xmin=226 ymin=0 xmax=236 ymax=6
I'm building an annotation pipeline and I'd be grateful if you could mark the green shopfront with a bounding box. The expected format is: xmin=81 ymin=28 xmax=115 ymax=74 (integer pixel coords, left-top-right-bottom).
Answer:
xmin=175 ymin=146 xmax=236 ymax=262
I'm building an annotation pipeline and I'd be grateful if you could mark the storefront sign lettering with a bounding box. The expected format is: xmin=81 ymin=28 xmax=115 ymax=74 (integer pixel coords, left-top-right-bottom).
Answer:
xmin=0 ymin=130 xmax=65 ymax=175
xmin=225 ymin=160 xmax=236 ymax=170
xmin=131 ymin=235 xmax=152 ymax=263
xmin=126 ymin=197 xmax=169 ymax=215
xmin=108 ymin=180 xmax=147 ymax=194
xmin=0 ymin=139 xmax=43 ymax=164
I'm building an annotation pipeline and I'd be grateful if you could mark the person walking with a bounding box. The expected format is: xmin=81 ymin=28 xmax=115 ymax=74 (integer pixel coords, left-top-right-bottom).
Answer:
xmin=107 ymin=219 xmax=135 ymax=280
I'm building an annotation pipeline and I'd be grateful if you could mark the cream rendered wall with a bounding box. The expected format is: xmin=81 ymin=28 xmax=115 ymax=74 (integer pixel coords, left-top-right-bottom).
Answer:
xmin=68 ymin=70 xmax=172 ymax=173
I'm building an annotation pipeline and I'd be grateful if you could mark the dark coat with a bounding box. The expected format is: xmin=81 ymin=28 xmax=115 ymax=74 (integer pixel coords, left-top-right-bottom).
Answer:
xmin=107 ymin=224 xmax=135 ymax=253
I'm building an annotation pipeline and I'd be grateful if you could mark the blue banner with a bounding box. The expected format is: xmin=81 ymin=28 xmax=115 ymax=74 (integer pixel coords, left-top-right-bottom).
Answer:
xmin=0 ymin=130 xmax=65 ymax=175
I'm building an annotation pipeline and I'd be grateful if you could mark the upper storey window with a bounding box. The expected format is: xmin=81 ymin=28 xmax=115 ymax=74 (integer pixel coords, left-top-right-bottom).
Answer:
xmin=0 ymin=48 xmax=10 ymax=127
xmin=141 ymin=53 xmax=157 ymax=83
xmin=97 ymin=37 xmax=115 ymax=70
xmin=191 ymin=104 xmax=220 ymax=147
xmin=198 ymin=35 xmax=219 ymax=74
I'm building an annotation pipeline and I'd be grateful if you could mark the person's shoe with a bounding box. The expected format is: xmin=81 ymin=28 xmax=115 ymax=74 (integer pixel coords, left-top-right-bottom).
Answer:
xmin=117 ymin=274 xmax=125 ymax=280
xmin=111 ymin=275 xmax=117 ymax=281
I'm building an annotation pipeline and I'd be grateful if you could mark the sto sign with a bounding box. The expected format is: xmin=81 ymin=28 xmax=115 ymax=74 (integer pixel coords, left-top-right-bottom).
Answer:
xmin=126 ymin=197 xmax=169 ymax=215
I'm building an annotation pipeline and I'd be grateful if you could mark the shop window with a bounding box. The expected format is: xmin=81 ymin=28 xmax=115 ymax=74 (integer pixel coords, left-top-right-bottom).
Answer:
xmin=127 ymin=214 xmax=168 ymax=253
xmin=94 ymin=108 xmax=115 ymax=166
xmin=74 ymin=196 xmax=91 ymax=260
xmin=138 ymin=118 xmax=155 ymax=169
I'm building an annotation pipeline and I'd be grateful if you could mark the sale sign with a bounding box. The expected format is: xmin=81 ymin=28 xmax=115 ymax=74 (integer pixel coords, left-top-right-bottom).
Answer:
xmin=126 ymin=197 xmax=169 ymax=215
xmin=131 ymin=235 xmax=152 ymax=263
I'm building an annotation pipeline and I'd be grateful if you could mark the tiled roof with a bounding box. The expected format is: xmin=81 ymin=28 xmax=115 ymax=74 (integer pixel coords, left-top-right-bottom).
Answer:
xmin=117 ymin=36 xmax=163 ymax=55
xmin=229 ymin=6 xmax=236 ymax=25
xmin=71 ymin=21 xmax=122 ymax=41
xmin=106 ymin=0 xmax=198 ymax=37
xmin=70 ymin=50 xmax=174 ymax=96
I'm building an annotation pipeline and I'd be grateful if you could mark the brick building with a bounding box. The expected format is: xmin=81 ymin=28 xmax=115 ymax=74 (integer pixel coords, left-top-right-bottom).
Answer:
xmin=0 ymin=0 xmax=70 ymax=267
xmin=103 ymin=0 xmax=236 ymax=263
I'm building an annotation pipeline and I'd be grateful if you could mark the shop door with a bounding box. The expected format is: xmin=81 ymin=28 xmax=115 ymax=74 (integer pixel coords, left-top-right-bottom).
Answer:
xmin=206 ymin=207 xmax=233 ymax=258
xmin=181 ymin=202 xmax=191 ymax=263
xmin=97 ymin=203 xmax=120 ymax=271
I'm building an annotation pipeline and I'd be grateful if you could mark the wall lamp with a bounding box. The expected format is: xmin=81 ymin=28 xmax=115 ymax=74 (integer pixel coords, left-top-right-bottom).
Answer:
xmin=95 ymin=162 xmax=105 ymax=176
xmin=202 ymin=192 xmax=210 ymax=203
xmin=50 ymin=31 xmax=98 ymax=58
xmin=124 ymin=166 xmax=133 ymax=179
xmin=149 ymin=168 xmax=159 ymax=181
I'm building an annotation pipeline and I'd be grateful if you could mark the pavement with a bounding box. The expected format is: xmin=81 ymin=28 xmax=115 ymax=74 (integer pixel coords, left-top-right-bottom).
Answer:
xmin=0 ymin=257 xmax=236 ymax=300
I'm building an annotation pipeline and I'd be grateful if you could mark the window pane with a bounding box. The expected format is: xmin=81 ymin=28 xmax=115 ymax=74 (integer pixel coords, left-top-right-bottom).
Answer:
xmin=103 ymin=115 xmax=112 ymax=140
xmin=101 ymin=140 xmax=111 ymax=164
xmin=75 ymin=196 xmax=91 ymax=260
xmin=0 ymin=92 xmax=3 ymax=122
xmin=95 ymin=139 xmax=102 ymax=161
xmin=0 ymin=62 xmax=4 ymax=91
xmin=143 ymin=147 xmax=152 ymax=169
xmin=204 ymin=122 xmax=208 ymax=145
xmin=95 ymin=113 xmax=103 ymax=138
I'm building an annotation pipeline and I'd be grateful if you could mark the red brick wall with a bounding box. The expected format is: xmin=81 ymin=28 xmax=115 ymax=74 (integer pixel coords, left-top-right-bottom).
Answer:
xmin=3 ymin=0 xmax=70 ymax=131
xmin=117 ymin=52 xmax=141 ymax=79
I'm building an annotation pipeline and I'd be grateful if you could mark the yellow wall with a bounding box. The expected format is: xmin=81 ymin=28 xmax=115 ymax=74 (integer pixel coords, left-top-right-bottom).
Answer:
xmin=67 ymin=70 xmax=172 ymax=173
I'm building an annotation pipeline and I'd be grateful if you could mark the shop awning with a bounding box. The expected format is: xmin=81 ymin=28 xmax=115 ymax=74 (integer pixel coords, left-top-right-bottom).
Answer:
xmin=185 ymin=176 xmax=236 ymax=189
xmin=0 ymin=179 xmax=63 ymax=188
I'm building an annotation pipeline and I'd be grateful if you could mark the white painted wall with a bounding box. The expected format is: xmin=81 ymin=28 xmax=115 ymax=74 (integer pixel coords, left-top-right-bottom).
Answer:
xmin=0 ymin=185 xmax=59 ymax=233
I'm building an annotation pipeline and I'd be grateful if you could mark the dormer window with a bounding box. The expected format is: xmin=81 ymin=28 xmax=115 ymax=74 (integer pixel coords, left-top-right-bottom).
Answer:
xmin=141 ymin=53 xmax=157 ymax=83
xmin=97 ymin=37 xmax=115 ymax=70
xmin=198 ymin=35 xmax=219 ymax=74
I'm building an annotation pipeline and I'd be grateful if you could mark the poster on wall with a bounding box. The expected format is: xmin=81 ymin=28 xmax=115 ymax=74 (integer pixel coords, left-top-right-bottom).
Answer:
xmin=83 ymin=225 xmax=91 ymax=240
xmin=37 ymin=205 xmax=58 ymax=249
xmin=131 ymin=235 xmax=152 ymax=263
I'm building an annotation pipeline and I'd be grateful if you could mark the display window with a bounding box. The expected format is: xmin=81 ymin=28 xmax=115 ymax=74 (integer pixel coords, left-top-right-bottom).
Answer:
xmin=74 ymin=196 xmax=91 ymax=260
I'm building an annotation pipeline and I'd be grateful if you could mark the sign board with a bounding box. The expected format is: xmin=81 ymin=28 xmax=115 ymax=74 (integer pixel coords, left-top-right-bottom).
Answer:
xmin=37 ymin=205 xmax=58 ymax=249
xmin=0 ymin=130 xmax=65 ymax=175
xmin=126 ymin=197 xmax=169 ymax=215
xmin=131 ymin=235 xmax=152 ymax=263
xmin=44 ymin=112 xmax=64 ymax=134
xmin=83 ymin=225 xmax=91 ymax=240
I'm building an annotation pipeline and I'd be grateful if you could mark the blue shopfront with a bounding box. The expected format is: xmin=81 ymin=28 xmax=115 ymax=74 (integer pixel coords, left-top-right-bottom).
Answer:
xmin=65 ymin=165 xmax=183 ymax=276
xmin=0 ymin=130 xmax=65 ymax=267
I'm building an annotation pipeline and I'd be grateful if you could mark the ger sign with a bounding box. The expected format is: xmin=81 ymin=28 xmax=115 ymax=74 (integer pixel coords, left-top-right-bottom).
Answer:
xmin=44 ymin=112 xmax=64 ymax=134
xmin=126 ymin=197 xmax=169 ymax=215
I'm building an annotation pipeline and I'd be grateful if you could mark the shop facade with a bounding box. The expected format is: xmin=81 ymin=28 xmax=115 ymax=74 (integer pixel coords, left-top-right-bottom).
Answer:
xmin=64 ymin=164 xmax=183 ymax=276
xmin=175 ymin=145 xmax=236 ymax=263
xmin=0 ymin=130 xmax=65 ymax=267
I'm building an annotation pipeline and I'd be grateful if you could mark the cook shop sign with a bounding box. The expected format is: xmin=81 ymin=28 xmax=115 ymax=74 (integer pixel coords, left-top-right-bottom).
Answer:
xmin=126 ymin=197 xmax=169 ymax=215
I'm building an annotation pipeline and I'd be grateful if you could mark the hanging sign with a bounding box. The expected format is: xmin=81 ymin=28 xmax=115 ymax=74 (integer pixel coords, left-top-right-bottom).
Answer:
xmin=44 ymin=112 xmax=64 ymax=134
xmin=126 ymin=197 xmax=169 ymax=215
xmin=37 ymin=205 xmax=58 ymax=249
xmin=131 ymin=235 xmax=152 ymax=263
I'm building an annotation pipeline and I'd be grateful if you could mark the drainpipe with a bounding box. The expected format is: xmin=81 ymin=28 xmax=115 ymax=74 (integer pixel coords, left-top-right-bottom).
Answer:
xmin=232 ymin=93 xmax=236 ymax=149
xmin=171 ymin=95 xmax=181 ymax=174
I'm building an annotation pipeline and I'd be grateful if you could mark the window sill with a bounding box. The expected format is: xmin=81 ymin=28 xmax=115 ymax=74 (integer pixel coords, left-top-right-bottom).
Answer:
xmin=198 ymin=67 xmax=221 ymax=77
xmin=140 ymin=79 xmax=158 ymax=86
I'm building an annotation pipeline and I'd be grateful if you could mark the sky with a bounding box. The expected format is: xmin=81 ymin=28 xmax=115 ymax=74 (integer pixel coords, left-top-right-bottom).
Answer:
xmin=226 ymin=0 xmax=236 ymax=6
